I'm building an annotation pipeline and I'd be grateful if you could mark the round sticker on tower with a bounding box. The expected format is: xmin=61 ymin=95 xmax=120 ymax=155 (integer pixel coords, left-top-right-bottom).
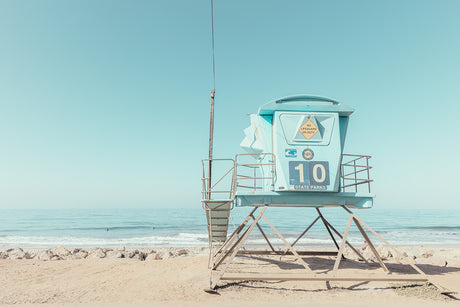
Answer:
xmin=302 ymin=149 xmax=314 ymax=160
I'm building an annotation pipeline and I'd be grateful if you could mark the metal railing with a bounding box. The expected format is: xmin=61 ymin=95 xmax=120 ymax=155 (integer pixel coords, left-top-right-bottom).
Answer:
xmin=201 ymin=153 xmax=372 ymax=202
xmin=234 ymin=153 xmax=276 ymax=192
xmin=201 ymin=158 xmax=235 ymax=203
xmin=201 ymin=153 xmax=276 ymax=203
xmin=340 ymin=154 xmax=373 ymax=193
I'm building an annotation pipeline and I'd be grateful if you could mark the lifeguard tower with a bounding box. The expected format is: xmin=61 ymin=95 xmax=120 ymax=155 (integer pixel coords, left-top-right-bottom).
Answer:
xmin=202 ymin=95 xmax=431 ymax=290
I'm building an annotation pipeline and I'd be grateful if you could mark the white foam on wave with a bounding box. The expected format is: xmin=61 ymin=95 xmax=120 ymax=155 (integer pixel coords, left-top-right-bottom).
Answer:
xmin=1 ymin=229 xmax=458 ymax=249
xmin=0 ymin=233 xmax=209 ymax=249
xmin=245 ymin=237 xmax=332 ymax=246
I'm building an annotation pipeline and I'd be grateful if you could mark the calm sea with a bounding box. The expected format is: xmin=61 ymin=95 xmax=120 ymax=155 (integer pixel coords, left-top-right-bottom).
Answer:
xmin=0 ymin=207 xmax=459 ymax=248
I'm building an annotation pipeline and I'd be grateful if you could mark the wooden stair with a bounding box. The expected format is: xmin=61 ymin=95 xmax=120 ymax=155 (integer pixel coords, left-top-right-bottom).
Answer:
xmin=203 ymin=200 xmax=232 ymax=244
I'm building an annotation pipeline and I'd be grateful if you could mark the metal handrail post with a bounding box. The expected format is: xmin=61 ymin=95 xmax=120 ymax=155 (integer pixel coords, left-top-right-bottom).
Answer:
xmin=353 ymin=160 xmax=357 ymax=192
xmin=366 ymin=157 xmax=371 ymax=193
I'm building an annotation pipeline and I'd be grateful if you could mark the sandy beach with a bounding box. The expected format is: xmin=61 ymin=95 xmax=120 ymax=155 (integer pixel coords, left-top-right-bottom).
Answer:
xmin=0 ymin=245 xmax=459 ymax=306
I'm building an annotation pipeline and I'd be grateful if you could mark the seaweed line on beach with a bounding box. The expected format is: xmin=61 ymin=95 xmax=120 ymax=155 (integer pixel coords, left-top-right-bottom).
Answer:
xmin=391 ymin=282 xmax=458 ymax=301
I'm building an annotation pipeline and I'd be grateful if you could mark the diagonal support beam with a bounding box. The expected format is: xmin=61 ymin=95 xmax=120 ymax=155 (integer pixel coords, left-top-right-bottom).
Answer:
xmin=323 ymin=219 xmax=369 ymax=265
xmin=211 ymin=207 xmax=258 ymax=267
xmin=291 ymin=215 xmax=320 ymax=248
xmin=316 ymin=208 xmax=341 ymax=253
xmin=215 ymin=207 xmax=257 ymax=254
xmin=210 ymin=206 xmax=267 ymax=289
xmin=262 ymin=214 xmax=313 ymax=272
xmin=333 ymin=214 xmax=353 ymax=272
xmin=213 ymin=221 xmax=252 ymax=269
xmin=353 ymin=217 xmax=389 ymax=273
xmin=250 ymin=214 xmax=275 ymax=252
xmin=341 ymin=206 xmax=426 ymax=276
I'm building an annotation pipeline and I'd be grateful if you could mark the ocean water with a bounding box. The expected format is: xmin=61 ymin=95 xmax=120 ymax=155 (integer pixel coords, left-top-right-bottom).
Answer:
xmin=0 ymin=207 xmax=459 ymax=249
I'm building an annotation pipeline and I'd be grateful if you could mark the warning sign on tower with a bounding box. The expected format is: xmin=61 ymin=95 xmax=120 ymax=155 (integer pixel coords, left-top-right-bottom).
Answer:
xmin=299 ymin=119 xmax=319 ymax=140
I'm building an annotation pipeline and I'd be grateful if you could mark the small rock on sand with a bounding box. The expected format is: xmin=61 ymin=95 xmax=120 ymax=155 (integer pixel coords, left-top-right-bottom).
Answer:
xmin=362 ymin=248 xmax=374 ymax=261
xmin=87 ymin=248 xmax=106 ymax=259
xmin=71 ymin=251 xmax=89 ymax=259
xmin=7 ymin=248 xmax=32 ymax=260
xmin=393 ymin=251 xmax=410 ymax=263
xmin=51 ymin=245 xmax=71 ymax=257
xmin=106 ymin=251 xmax=123 ymax=259
xmin=376 ymin=245 xmax=392 ymax=260
xmin=145 ymin=253 xmax=162 ymax=261
xmin=128 ymin=250 xmax=139 ymax=258
xmin=130 ymin=253 xmax=142 ymax=260
xmin=36 ymin=250 xmax=54 ymax=261
xmin=419 ymin=250 xmax=435 ymax=258
xmin=160 ymin=251 xmax=173 ymax=260
xmin=359 ymin=245 xmax=392 ymax=262
xmin=70 ymin=248 xmax=81 ymax=254
xmin=176 ymin=249 xmax=188 ymax=256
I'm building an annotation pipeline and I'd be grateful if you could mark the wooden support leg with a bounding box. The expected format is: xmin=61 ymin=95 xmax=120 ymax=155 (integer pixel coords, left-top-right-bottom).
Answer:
xmin=206 ymin=209 xmax=213 ymax=268
xmin=340 ymin=208 xmax=457 ymax=292
xmin=323 ymin=219 xmax=369 ymax=265
xmin=352 ymin=216 xmax=389 ymax=273
xmin=250 ymin=214 xmax=275 ymax=252
xmin=333 ymin=214 xmax=353 ymax=272
xmin=213 ymin=221 xmax=253 ymax=269
xmin=210 ymin=206 xmax=267 ymax=289
xmin=215 ymin=207 xmax=257 ymax=255
xmin=212 ymin=207 xmax=258 ymax=267
xmin=341 ymin=206 xmax=426 ymax=276
xmin=316 ymin=208 xmax=342 ymax=255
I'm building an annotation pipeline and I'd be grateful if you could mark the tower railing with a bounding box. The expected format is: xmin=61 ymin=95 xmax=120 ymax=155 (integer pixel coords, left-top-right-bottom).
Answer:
xmin=201 ymin=153 xmax=372 ymax=201
xmin=340 ymin=154 xmax=373 ymax=193
xmin=201 ymin=158 xmax=235 ymax=204
xmin=234 ymin=153 xmax=276 ymax=192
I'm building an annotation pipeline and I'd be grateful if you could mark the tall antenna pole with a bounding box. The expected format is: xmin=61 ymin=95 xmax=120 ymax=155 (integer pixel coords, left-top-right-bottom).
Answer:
xmin=207 ymin=0 xmax=216 ymax=200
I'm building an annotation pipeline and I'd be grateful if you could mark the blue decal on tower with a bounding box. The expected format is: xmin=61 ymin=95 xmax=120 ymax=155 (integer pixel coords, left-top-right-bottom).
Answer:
xmin=285 ymin=149 xmax=297 ymax=158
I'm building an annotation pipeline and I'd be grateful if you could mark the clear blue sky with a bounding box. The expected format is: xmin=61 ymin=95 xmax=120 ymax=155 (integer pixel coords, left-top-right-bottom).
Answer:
xmin=1 ymin=0 xmax=459 ymax=209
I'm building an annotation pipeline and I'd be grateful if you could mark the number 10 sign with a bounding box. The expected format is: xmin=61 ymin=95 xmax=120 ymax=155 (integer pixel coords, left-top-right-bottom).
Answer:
xmin=289 ymin=161 xmax=330 ymax=189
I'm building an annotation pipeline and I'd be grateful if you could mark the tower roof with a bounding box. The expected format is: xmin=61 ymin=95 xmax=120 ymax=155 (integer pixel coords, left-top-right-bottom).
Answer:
xmin=258 ymin=95 xmax=354 ymax=116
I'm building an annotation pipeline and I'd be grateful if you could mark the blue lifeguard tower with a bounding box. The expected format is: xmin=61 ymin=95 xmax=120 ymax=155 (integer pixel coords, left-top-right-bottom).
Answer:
xmin=202 ymin=95 xmax=430 ymax=290
xmin=236 ymin=95 xmax=373 ymax=208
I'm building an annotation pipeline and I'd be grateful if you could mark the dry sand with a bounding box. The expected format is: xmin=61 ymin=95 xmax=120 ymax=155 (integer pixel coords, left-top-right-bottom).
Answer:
xmin=0 ymin=245 xmax=459 ymax=306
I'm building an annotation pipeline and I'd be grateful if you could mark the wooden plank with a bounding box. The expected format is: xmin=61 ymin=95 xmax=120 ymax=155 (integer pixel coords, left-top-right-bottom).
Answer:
xmin=210 ymin=225 xmax=228 ymax=231
xmin=237 ymin=250 xmax=338 ymax=256
xmin=346 ymin=209 xmax=426 ymax=276
xmin=213 ymin=224 xmax=252 ymax=268
xmin=211 ymin=207 xmax=267 ymax=289
xmin=221 ymin=273 xmax=429 ymax=282
xmin=212 ymin=207 xmax=257 ymax=259
xmin=353 ymin=217 xmax=389 ymax=273
xmin=254 ymin=220 xmax=275 ymax=252
xmin=324 ymin=219 xmax=369 ymax=265
xmin=316 ymin=208 xmax=341 ymax=252
xmin=262 ymin=215 xmax=313 ymax=272
xmin=291 ymin=215 xmax=320 ymax=248
xmin=204 ymin=202 xmax=232 ymax=210
xmin=332 ymin=214 xmax=353 ymax=272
